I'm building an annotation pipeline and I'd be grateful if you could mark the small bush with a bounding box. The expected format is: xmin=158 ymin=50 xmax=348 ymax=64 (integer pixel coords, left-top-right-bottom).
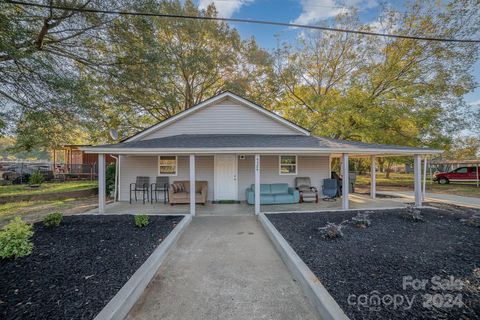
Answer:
xmin=403 ymin=205 xmax=424 ymax=222
xmin=134 ymin=214 xmax=149 ymax=228
xmin=28 ymin=170 xmax=44 ymax=186
xmin=43 ymin=212 xmax=63 ymax=227
xmin=466 ymin=213 xmax=480 ymax=228
xmin=352 ymin=212 xmax=371 ymax=228
xmin=318 ymin=221 xmax=348 ymax=239
xmin=0 ymin=217 xmax=34 ymax=259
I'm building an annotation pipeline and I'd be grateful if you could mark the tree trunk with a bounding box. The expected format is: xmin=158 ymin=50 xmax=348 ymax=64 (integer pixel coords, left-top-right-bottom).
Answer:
xmin=385 ymin=159 xmax=393 ymax=179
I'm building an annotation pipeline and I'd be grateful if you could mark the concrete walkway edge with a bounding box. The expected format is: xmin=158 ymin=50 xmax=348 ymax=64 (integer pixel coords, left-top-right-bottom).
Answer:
xmin=259 ymin=213 xmax=350 ymax=320
xmin=377 ymin=191 xmax=480 ymax=209
xmin=94 ymin=214 xmax=192 ymax=320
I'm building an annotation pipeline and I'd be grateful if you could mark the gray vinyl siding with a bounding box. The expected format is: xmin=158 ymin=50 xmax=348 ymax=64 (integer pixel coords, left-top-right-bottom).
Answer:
xmin=118 ymin=155 xmax=214 ymax=201
xmin=118 ymin=155 xmax=157 ymax=202
xmin=140 ymin=98 xmax=299 ymax=140
xmin=237 ymin=155 xmax=330 ymax=201
xmin=119 ymin=154 xmax=330 ymax=202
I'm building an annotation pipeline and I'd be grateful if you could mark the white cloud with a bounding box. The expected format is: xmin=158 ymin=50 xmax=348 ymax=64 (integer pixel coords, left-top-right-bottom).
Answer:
xmin=468 ymin=99 xmax=480 ymax=108
xmin=293 ymin=0 xmax=378 ymax=25
xmin=198 ymin=0 xmax=254 ymax=18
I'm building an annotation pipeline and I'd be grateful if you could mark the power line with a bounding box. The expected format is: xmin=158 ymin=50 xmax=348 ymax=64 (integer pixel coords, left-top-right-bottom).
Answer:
xmin=6 ymin=0 xmax=480 ymax=43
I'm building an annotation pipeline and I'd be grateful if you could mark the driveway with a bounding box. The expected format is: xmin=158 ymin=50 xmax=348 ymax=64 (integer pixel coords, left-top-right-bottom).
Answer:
xmin=127 ymin=215 xmax=317 ymax=320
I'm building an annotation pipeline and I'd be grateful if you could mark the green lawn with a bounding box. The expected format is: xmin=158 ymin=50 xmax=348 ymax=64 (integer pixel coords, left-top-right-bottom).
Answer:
xmin=0 ymin=181 xmax=98 ymax=197
xmin=356 ymin=172 xmax=480 ymax=198
xmin=356 ymin=172 xmax=414 ymax=186
xmin=0 ymin=197 xmax=98 ymax=226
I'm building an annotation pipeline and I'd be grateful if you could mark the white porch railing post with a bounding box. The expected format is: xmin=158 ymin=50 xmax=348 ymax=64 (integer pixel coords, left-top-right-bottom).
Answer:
xmin=254 ymin=154 xmax=260 ymax=215
xmin=414 ymin=154 xmax=422 ymax=207
xmin=370 ymin=155 xmax=376 ymax=199
xmin=189 ymin=154 xmax=196 ymax=216
xmin=341 ymin=153 xmax=349 ymax=210
xmin=98 ymin=154 xmax=106 ymax=214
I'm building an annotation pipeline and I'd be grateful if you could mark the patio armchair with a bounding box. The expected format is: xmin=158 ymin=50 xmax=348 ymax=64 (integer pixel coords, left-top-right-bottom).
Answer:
xmin=130 ymin=176 xmax=150 ymax=204
xmin=322 ymin=178 xmax=338 ymax=201
xmin=168 ymin=181 xmax=208 ymax=205
xmin=295 ymin=177 xmax=318 ymax=203
xmin=151 ymin=176 xmax=170 ymax=204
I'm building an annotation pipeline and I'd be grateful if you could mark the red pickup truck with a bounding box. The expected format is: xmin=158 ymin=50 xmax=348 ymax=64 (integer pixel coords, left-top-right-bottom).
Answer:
xmin=432 ymin=166 xmax=479 ymax=184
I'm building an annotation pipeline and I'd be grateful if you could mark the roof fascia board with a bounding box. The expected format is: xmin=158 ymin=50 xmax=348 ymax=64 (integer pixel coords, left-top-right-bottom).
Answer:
xmin=81 ymin=147 xmax=442 ymax=155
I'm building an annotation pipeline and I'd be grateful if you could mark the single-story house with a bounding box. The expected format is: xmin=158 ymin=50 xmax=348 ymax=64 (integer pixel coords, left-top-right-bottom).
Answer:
xmin=82 ymin=91 xmax=442 ymax=215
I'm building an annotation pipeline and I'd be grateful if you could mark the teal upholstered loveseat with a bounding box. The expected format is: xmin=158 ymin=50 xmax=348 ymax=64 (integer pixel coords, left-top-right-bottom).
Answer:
xmin=245 ymin=183 xmax=300 ymax=205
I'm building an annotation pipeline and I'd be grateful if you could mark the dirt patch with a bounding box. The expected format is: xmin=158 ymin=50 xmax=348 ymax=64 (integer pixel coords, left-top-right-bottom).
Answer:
xmin=0 ymin=197 xmax=104 ymax=227
xmin=267 ymin=208 xmax=480 ymax=320
xmin=0 ymin=215 xmax=183 ymax=320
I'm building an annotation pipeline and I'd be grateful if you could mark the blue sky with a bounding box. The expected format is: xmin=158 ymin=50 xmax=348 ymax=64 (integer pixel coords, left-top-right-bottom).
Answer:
xmin=196 ymin=0 xmax=480 ymax=109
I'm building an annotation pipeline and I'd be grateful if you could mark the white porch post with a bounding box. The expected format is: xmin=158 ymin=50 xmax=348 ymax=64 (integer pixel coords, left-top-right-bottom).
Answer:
xmin=341 ymin=153 xmax=349 ymax=210
xmin=413 ymin=154 xmax=422 ymax=207
xmin=189 ymin=154 xmax=196 ymax=216
xmin=254 ymin=154 xmax=260 ymax=215
xmin=98 ymin=154 xmax=106 ymax=214
xmin=370 ymin=155 xmax=376 ymax=199
xmin=422 ymin=157 xmax=427 ymax=201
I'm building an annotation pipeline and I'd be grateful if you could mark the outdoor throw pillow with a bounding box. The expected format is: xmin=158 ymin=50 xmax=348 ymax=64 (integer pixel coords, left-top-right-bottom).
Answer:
xmin=172 ymin=183 xmax=184 ymax=193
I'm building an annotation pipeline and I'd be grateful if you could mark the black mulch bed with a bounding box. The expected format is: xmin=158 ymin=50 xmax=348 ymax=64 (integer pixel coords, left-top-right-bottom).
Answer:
xmin=0 ymin=215 xmax=182 ymax=320
xmin=267 ymin=208 xmax=480 ymax=320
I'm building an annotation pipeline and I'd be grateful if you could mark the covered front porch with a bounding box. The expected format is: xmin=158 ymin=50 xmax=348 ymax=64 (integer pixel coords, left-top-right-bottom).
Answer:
xmin=87 ymin=191 xmax=411 ymax=216
xmin=84 ymin=133 xmax=440 ymax=216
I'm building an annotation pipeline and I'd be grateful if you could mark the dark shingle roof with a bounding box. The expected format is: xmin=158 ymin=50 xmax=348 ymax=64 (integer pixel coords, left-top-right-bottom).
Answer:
xmin=91 ymin=134 xmax=438 ymax=152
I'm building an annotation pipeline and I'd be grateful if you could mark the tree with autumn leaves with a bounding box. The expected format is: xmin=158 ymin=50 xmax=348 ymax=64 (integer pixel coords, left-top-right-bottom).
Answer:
xmin=0 ymin=0 xmax=479 ymax=160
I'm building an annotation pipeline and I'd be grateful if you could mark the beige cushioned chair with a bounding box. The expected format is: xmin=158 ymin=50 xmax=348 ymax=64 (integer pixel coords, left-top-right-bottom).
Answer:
xmin=169 ymin=181 xmax=208 ymax=205
xmin=295 ymin=177 xmax=318 ymax=203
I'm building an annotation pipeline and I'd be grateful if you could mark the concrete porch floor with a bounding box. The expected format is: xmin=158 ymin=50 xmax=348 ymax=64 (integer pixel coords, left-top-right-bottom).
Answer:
xmin=86 ymin=194 xmax=409 ymax=216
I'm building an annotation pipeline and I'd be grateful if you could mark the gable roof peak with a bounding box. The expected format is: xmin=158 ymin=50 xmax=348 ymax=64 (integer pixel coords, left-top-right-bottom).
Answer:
xmin=124 ymin=91 xmax=310 ymax=142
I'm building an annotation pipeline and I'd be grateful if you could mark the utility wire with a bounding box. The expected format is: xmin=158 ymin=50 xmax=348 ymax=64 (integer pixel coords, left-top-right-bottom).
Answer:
xmin=6 ymin=0 xmax=480 ymax=43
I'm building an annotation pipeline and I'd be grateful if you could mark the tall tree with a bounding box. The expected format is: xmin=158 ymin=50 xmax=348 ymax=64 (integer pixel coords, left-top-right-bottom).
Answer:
xmin=82 ymin=0 xmax=275 ymax=141
xmin=0 ymin=0 xmax=133 ymax=148
xmin=275 ymin=0 xmax=479 ymax=150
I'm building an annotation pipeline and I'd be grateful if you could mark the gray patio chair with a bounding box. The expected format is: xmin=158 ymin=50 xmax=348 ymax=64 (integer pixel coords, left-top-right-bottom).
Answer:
xmin=295 ymin=177 xmax=318 ymax=203
xmin=130 ymin=176 xmax=150 ymax=204
xmin=151 ymin=176 xmax=170 ymax=204
xmin=322 ymin=178 xmax=338 ymax=201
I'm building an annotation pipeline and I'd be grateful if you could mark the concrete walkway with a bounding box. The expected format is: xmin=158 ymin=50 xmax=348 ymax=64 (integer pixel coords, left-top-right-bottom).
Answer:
xmin=127 ymin=216 xmax=317 ymax=320
xmin=377 ymin=191 xmax=480 ymax=209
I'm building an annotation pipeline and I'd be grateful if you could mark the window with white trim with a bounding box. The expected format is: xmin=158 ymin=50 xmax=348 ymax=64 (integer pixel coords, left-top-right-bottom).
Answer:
xmin=279 ymin=155 xmax=297 ymax=175
xmin=158 ymin=156 xmax=177 ymax=176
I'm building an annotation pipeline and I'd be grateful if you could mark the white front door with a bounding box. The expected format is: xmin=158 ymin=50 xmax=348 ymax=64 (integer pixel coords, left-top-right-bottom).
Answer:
xmin=214 ymin=154 xmax=238 ymax=201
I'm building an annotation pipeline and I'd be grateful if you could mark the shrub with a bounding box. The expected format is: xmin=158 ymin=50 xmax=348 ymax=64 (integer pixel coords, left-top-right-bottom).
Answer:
xmin=318 ymin=221 xmax=348 ymax=239
xmin=403 ymin=205 xmax=424 ymax=222
xmin=106 ymin=164 xmax=116 ymax=197
xmin=28 ymin=170 xmax=44 ymax=186
xmin=43 ymin=212 xmax=63 ymax=227
xmin=134 ymin=214 xmax=149 ymax=228
xmin=0 ymin=217 xmax=34 ymax=259
xmin=352 ymin=212 xmax=371 ymax=228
